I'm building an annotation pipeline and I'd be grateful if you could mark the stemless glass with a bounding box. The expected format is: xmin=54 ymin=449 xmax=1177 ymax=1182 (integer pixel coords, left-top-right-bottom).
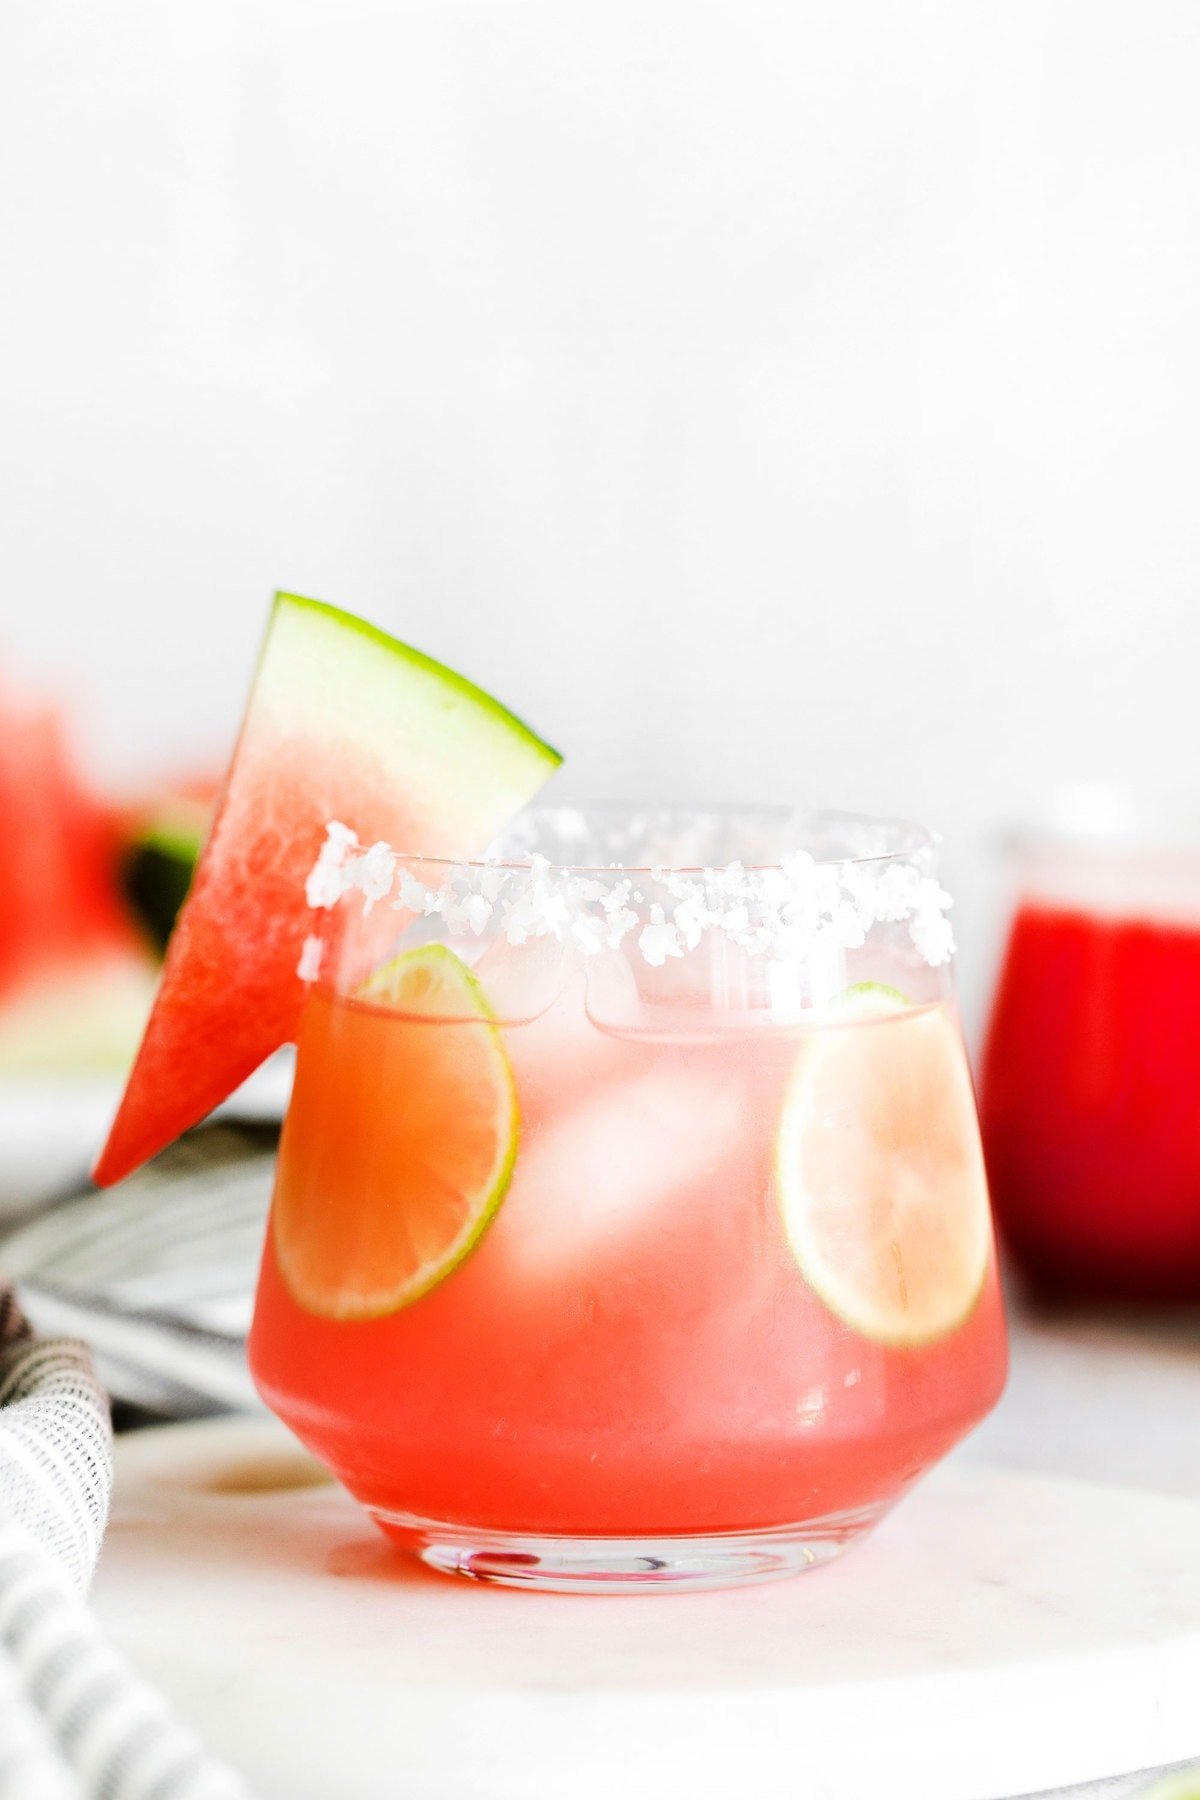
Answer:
xmin=980 ymin=792 xmax=1200 ymax=1299
xmin=249 ymin=805 xmax=1007 ymax=1592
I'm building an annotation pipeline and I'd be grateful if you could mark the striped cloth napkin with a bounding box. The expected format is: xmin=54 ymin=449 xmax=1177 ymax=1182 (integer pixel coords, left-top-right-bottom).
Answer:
xmin=1 ymin=1127 xmax=274 ymax=1420
xmin=0 ymin=1287 xmax=251 ymax=1799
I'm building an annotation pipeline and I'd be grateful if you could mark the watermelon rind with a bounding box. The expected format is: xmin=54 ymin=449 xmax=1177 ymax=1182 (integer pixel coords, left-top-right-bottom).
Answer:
xmin=255 ymin=594 xmax=562 ymax=829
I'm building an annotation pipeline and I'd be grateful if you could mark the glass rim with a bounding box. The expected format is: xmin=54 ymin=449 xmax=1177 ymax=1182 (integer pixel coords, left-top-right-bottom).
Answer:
xmin=304 ymin=803 xmax=957 ymax=972
xmin=386 ymin=801 xmax=940 ymax=877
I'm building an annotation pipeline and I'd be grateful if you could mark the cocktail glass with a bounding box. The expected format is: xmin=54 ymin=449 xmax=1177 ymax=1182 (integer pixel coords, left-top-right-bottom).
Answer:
xmin=249 ymin=805 xmax=1006 ymax=1591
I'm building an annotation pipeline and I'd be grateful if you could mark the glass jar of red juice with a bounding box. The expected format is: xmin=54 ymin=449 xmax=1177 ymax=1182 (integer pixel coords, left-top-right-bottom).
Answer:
xmin=980 ymin=796 xmax=1200 ymax=1299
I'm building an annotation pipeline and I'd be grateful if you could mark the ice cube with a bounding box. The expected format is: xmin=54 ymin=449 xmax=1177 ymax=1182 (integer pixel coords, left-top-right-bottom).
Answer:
xmin=498 ymin=1065 xmax=748 ymax=1277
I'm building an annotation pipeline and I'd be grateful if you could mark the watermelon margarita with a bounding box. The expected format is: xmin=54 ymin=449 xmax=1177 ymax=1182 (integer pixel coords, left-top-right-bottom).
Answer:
xmin=91 ymin=598 xmax=1004 ymax=1590
xmin=249 ymin=806 xmax=1007 ymax=1590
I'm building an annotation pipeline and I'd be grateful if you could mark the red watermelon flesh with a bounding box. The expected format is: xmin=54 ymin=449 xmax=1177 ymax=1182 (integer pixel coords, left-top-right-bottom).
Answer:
xmin=92 ymin=594 xmax=561 ymax=1187
xmin=0 ymin=682 xmax=149 ymax=973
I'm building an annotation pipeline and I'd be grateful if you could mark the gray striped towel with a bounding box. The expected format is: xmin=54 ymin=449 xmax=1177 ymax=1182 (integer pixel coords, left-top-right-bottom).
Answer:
xmin=2 ymin=1128 xmax=274 ymax=1420
xmin=0 ymin=1289 xmax=251 ymax=1799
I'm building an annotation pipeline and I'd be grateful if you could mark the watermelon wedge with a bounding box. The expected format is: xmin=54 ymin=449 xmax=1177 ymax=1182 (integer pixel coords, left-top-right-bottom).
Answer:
xmin=92 ymin=593 xmax=561 ymax=1186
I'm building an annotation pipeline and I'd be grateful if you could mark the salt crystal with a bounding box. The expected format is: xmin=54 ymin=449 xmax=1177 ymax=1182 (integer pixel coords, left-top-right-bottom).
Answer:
xmin=445 ymin=894 xmax=493 ymax=936
xmin=304 ymin=821 xmax=359 ymax=909
xmin=639 ymin=923 xmax=682 ymax=966
xmin=571 ymin=916 xmax=606 ymax=955
xmin=297 ymin=934 xmax=324 ymax=982
xmin=463 ymin=893 xmax=493 ymax=935
xmin=479 ymin=865 xmax=507 ymax=902
xmin=394 ymin=870 xmax=433 ymax=913
xmin=605 ymin=907 xmax=638 ymax=946
xmin=356 ymin=841 xmax=397 ymax=913
xmin=639 ymin=906 xmax=683 ymax=966
xmin=911 ymin=907 xmax=955 ymax=966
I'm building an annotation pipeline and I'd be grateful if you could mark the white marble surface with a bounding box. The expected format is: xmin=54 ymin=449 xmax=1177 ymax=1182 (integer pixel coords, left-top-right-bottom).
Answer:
xmin=959 ymin=1303 xmax=1200 ymax=1500
xmin=91 ymin=1411 xmax=1200 ymax=1800
xmin=959 ymin=1301 xmax=1200 ymax=1800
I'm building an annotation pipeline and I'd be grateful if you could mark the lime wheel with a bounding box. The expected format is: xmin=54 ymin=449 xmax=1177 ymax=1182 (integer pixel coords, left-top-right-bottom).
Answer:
xmin=274 ymin=947 xmax=517 ymax=1319
xmin=777 ymin=1000 xmax=992 ymax=1345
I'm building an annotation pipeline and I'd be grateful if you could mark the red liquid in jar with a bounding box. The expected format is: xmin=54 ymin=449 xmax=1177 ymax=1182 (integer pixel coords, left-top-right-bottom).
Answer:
xmin=980 ymin=901 xmax=1200 ymax=1297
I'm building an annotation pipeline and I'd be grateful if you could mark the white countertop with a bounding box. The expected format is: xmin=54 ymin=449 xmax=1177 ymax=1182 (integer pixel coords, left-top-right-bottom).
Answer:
xmin=959 ymin=1301 xmax=1200 ymax=1500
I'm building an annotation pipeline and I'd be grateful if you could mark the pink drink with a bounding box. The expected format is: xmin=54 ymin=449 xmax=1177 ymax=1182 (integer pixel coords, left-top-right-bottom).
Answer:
xmin=250 ymin=806 xmax=1007 ymax=1589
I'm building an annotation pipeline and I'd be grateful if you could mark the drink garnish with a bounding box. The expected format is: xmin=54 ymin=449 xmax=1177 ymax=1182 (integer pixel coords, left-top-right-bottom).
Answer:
xmin=93 ymin=593 xmax=559 ymax=1186
xmin=776 ymin=990 xmax=992 ymax=1345
xmin=274 ymin=945 xmax=518 ymax=1318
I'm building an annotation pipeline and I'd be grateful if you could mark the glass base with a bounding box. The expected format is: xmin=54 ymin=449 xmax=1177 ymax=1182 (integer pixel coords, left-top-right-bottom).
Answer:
xmin=370 ymin=1501 xmax=891 ymax=1593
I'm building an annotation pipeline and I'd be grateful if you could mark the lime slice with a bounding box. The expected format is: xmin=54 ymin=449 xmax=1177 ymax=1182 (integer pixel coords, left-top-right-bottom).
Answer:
xmin=777 ymin=998 xmax=992 ymax=1346
xmin=834 ymin=980 xmax=911 ymax=1016
xmin=274 ymin=945 xmax=517 ymax=1320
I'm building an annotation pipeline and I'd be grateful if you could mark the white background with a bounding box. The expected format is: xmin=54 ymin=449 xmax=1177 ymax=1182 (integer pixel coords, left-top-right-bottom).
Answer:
xmin=2 ymin=1 xmax=1198 ymax=1030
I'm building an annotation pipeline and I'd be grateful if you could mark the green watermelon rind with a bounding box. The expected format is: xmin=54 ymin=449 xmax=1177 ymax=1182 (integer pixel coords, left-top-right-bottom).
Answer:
xmin=263 ymin=593 xmax=563 ymax=807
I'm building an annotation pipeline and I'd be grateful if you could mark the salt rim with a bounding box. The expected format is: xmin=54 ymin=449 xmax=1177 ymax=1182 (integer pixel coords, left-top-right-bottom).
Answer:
xmin=301 ymin=819 xmax=955 ymax=973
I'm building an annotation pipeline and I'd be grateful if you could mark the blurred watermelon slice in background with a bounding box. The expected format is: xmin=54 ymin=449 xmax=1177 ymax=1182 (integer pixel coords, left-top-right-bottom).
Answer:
xmin=116 ymin=778 xmax=215 ymax=957
xmin=0 ymin=680 xmax=210 ymax=1075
